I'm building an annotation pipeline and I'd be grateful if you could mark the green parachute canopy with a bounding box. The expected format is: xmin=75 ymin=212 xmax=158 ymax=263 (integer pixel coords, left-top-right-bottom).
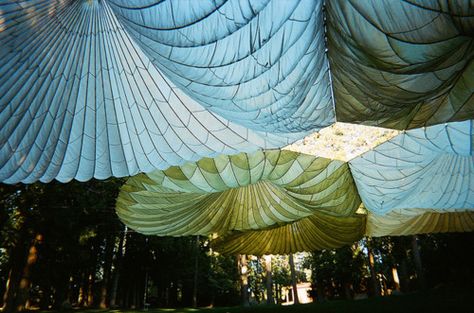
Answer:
xmin=116 ymin=150 xmax=361 ymax=236
xmin=117 ymin=120 xmax=474 ymax=254
xmin=211 ymin=210 xmax=474 ymax=255
xmin=211 ymin=211 xmax=366 ymax=255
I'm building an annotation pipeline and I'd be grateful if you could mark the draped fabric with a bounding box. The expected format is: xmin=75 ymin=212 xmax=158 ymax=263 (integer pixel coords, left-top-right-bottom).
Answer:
xmin=115 ymin=150 xmax=361 ymax=235
xmin=366 ymin=209 xmax=474 ymax=237
xmin=329 ymin=0 xmax=474 ymax=129
xmin=107 ymin=0 xmax=334 ymax=135
xmin=215 ymin=120 xmax=473 ymax=253
xmin=2 ymin=1 xmax=474 ymax=250
xmin=115 ymin=121 xmax=474 ymax=254
xmin=1 ymin=0 xmax=473 ymax=183
xmin=350 ymin=120 xmax=474 ymax=215
xmin=212 ymin=211 xmax=366 ymax=255
xmin=0 ymin=0 xmax=474 ymax=183
xmin=0 ymin=0 xmax=290 ymax=183
xmin=212 ymin=209 xmax=474 ymax=255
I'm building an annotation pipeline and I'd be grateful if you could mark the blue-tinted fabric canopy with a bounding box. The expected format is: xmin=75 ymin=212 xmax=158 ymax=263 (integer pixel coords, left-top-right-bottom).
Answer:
xmin=1 ymin=0 xmax=473 ymax=183
xmin=0 ymin=0 xmax=291 ymax=183
xmin=107 ymin=0 xmax=334 ymax=134
xmin=350 ymin=120 xmax=474 ymax=215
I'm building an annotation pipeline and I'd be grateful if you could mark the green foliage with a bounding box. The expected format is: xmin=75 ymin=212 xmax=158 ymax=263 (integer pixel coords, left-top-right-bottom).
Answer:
xmin=272 ymin=256 xmax=291 ymax=287
xmin=305 ymin=243 xmax=367 ymax=299
xmin=207 ymin=252 xmax=240 ymax=306
xmin=2 ymin=180 xmax=474 ymax=310
xmin=417 ymin=233 xmax=474 ymax=287
xmin=1 ymin=180 xmax=243 ymax=309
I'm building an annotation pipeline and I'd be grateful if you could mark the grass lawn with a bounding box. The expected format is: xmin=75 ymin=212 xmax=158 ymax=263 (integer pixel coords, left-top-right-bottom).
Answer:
xmin=39 ymin=286 xmax=474 ymax=313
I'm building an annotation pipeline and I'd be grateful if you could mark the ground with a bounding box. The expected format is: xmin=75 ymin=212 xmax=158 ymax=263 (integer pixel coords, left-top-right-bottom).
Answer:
xmin=34 ymin=286 xmax=474 ymax=313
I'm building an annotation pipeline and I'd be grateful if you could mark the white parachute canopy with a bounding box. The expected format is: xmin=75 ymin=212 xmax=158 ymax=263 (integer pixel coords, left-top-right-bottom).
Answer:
xmin=1 ymin=0 xmax=473 ymax=183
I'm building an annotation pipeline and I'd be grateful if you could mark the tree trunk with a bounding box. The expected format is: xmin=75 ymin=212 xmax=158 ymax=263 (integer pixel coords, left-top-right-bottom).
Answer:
xmin=343 ymin=282 xmax=352 ymax=299
xmin=391 ymin=267 xmax=401 ymax=292
xmin=3 ymin=233 xmax=42 ymax=313
xmin=87 ymin=273 xmax=94 ymax=307
xmin=2 ymin=263 xmax=24 ymax=312
xmin=2 ymin=226 xmax=32 ymax=312
xmin=52 ymin=274 xmax=71 ymax=310
xmin=131 ymin=280 xmax=138 ymax=309
xmin=399 ymin=258 xmax=409 ymax=292
xmin=109 ymin=227 xmax=126 ymax=307
xmin=77 ymin=273 xmax=86 ymax=307
xmin=192 ymin=236 xmax=200 ymax=308
xmin=99 ymin=234 xmax=116 ymax=308
xmin=275 ymin=283 xmax=280 ymax=304
xmin=17 ymin=233 xmax=43 ymax=311
xmin=2 ymin=268 xmax=22 ymax=312
xmin=411 ymin=235 xmax=426 ymax=290
xmin=164 ymin=287 xmax=169 ymax=307
xmin=86 ymin=236 xmax=101 ymax=308
xmin=289 ymin=254 xmax=299 ymax=305
xmin=238 ymin=255 xmax=249 ymax=307
xmin=143 ymin=272 xmax=148 ymax=309
xmin=62 ymin=276 xmax=74 ymax=308
xmin=366 ymin=238 xmax=380 ymax=296
xmin=264 ymin=255 xmax=273 ymax=304
xmin=316 ymin=279 xmax=326 ymax=302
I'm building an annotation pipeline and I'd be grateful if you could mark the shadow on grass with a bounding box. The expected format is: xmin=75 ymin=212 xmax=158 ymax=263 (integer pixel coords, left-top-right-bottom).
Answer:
xmin=35 ymin=285 xmax=474 ymax=313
